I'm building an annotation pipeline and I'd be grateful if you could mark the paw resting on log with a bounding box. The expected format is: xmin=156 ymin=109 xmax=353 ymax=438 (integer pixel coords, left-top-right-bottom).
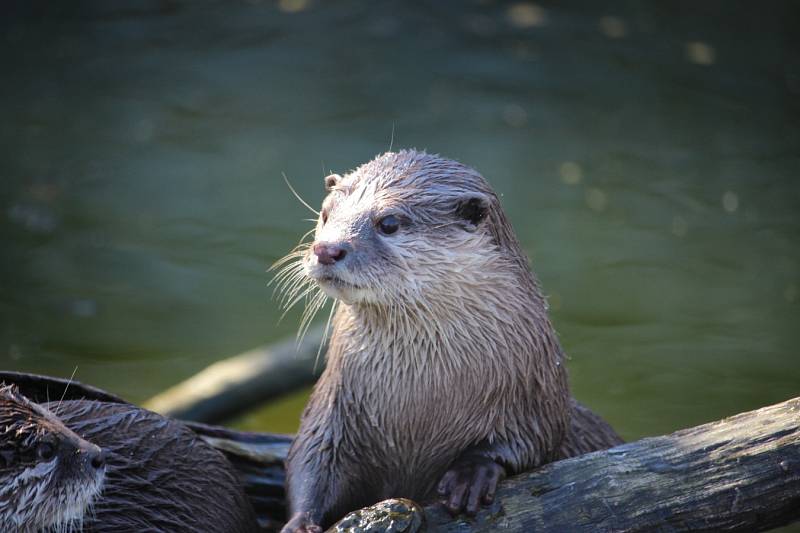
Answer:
xmin=437 ymin=454 xmax=506 ymax=516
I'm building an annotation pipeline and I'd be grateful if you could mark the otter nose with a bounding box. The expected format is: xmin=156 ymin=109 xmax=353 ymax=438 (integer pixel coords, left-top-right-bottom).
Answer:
xmin=313 ymin=243 xmax=347 ymax=265
xmin=89 ymin=448 xmax=106 ymax=470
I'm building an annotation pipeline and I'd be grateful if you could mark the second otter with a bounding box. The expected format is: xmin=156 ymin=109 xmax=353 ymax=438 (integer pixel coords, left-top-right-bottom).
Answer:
xmin=0 ymin=384 xmax=106 ymax=532
xmin=279 ymin=150 xmax=623 ymax=532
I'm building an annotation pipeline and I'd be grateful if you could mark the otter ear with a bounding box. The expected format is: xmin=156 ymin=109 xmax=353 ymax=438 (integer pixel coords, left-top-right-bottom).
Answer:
xmin=455 ymin=195 xmax=490 ymax=229
xmin=324 ymin=174 xmax=341 ymax=191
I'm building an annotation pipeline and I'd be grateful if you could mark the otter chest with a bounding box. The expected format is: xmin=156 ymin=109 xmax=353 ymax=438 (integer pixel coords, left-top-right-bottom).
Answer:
xmin=337 ymin=347 xmax=504 ymax=468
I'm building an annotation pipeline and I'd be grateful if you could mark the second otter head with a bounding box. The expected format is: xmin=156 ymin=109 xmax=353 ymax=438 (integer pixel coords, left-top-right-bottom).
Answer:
xmin=304 ymin=150 xmax=526 ymax=308
xmin=0 ymin=384 xmax=106 ymax=532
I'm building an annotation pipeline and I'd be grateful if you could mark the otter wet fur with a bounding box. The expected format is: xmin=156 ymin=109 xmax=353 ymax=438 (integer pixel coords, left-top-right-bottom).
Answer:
xmin=45 ymin=399 xmax=260 ymax=532
xmin=0 ymin=384 xmax=106 ymax=533
xmin=275 ymin=150 xmax=624 ymax=532
xmin=1 ymin=382 xmax=258 ymax=532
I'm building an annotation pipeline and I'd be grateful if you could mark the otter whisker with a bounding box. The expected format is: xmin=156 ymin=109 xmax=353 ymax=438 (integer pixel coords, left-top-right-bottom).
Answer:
xmin=271 ymin=253 xmax=306 ymax=275
xmin=279 ymin=283 xmax=311 ymax=310
xmin=271 ymin=261 xmax=305 ymax=285
xmin=56 ymin=366 xmax=78 ymax=412
xmin=269 ymin=247 xmax=310 ymax=274
xmin=277 ymin=275 xmax=310 ymax=306
xmin=270 ymin=261 xmax=308 ymax=296
xmin=315 ymin=299 xmax=338 ymax=373
xmin=281 ymin=280 xmax=313 ymax=308
xmin=280 ymin=283 xmax=313 ymax=310
xmin=283 ymin=172 xmax=319 ymax=216
xmin=299 ymin=288 xmax=325 ymax=327
xmin=275 ymin=264 xmax=311 ymax=296
xmin=298 ymin=227 xmax=316 ymax=244
xmin=431 ymin=221 xmax=460 ymax=230
xmin=272 ymin=263 xmax=307 ymax=294
xmin=280 ymin=284 xmax=318 ymax=321
xmin=297 ymin=289 xmax=327 ymax=344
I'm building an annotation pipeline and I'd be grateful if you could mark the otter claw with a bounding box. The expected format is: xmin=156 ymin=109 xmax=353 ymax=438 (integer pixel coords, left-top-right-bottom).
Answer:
xmin=281 ymin=512 xmax=323 ymax=533
xmin=437 ymin=456 xmax=505 ymax=516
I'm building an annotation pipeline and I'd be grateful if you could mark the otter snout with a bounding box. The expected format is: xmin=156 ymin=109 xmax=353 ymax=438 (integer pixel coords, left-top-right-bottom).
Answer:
xmin=75 ymin=437 xmax=107 ymax=471
xmin=313 ymin=242 xmax=349 ymax=265
xmin=87 ymin=446 xmax=106 ymax=470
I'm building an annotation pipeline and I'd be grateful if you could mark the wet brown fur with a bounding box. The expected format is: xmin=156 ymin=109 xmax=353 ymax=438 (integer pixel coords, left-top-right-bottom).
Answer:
xmin=281 ymin=151 xmax=623 ymax=530
xmin=0 ymin=383 xmax=258 ymax=532
xmin=47 ymin=399 xmax=260 ymax=532
xmin=0 ymin=384 xmax=105 ymax=533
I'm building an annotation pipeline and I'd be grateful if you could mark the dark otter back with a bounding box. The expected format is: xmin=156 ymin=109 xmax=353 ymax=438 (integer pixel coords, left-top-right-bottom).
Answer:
xmin=46 ymin=400 xmax=259 ymax=533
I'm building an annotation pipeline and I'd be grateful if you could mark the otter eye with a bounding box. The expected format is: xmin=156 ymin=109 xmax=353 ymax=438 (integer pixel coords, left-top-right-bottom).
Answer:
xmin=377 ymin=215 xmax=400 ymax=235
xmin=36 ymin=441 xmax=56 ymax=461
xmin=321 ymin=208 xmax=329 ymax=225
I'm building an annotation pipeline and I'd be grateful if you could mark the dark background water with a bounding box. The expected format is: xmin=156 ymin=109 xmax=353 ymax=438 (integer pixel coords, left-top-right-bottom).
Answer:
xmin=1 ymin=0 xmax=798 ymax=464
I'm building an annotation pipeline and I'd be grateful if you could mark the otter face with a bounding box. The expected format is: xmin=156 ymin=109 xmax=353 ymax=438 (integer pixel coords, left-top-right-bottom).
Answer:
xmin=303 ymin=151 xmax=506 ymax=308
xmin=0 ymin=384 xmax=105 ymax=532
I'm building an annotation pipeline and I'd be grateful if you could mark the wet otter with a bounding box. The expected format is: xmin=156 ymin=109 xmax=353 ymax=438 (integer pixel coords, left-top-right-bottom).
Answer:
xmin=0 ymin=384 xmax=106 ymax=532
xmin=44 ymin=399 xmax=260 ymax=532
xmin=0 ymin=380 xmax=259 ymax=532
xmin=277 ymin=150 xmax=623 ymax=532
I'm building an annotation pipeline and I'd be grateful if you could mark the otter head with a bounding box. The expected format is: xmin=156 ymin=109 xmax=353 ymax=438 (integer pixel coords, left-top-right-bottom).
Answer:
xmin=0 ymin=384 xmax=106 ymax=532
xmin=301 ymin=150 xmax=529 ymax=310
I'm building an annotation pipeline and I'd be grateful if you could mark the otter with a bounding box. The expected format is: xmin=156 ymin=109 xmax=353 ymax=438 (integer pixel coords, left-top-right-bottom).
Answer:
xmin=44 ymin=399 xmax=260 ymax=532
xmin=0 ymin=384 xmax=106 ymax=533
xmin=0 ymin=380 xmax=259 ymax=532
xmin=277 ymin=150 xmax=623 ymax=532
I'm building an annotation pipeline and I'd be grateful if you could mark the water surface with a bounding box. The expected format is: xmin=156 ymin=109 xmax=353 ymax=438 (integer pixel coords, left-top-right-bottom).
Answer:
xmin=2 ymin=0 xmax=798 ymax=456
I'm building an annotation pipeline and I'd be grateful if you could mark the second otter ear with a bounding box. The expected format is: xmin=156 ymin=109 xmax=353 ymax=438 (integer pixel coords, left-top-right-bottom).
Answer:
xmin=455 ymin=195 xmax=490 ymax=228
xmin=324 ymin=174 xmax=341 ymax=191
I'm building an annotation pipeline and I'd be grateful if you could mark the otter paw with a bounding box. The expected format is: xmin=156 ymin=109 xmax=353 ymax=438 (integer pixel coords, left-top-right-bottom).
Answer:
xmin=437 ymin=456 xmax=505 ymax=516
xmin=281 ymin=512 xmax=323 ymax=533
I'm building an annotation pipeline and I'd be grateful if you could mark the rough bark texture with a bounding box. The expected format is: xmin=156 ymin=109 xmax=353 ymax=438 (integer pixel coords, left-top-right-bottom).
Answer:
xmin=330 ymin=397 xmax=800 ymax=533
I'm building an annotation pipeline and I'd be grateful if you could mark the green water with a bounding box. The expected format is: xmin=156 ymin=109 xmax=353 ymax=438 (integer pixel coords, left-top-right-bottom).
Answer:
xmin=2 ymin=0 xmax=798 ymax=476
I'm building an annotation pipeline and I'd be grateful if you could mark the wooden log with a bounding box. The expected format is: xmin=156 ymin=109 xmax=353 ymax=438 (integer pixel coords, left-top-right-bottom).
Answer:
xmin=330 ymin=397 xmax=800 ymax=533
xmin=144 ymin=326 xmax=325 ymax=423
xmin=0 ymin=370 xmax=126 ymax=404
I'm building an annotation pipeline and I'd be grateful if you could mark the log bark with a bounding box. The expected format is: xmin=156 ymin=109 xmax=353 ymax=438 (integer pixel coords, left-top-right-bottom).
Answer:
xmin=330 ymin=397 xmax=800 ymax=533
xmin=144 ymin=326 xmax=325 ymax=423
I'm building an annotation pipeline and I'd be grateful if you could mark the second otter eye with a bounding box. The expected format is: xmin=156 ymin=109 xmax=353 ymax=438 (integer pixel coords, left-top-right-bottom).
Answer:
xmin=377 ymin=215 xmax=400 ymax=235
xmin=36 ymin=441 xmax=57 ymax=461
